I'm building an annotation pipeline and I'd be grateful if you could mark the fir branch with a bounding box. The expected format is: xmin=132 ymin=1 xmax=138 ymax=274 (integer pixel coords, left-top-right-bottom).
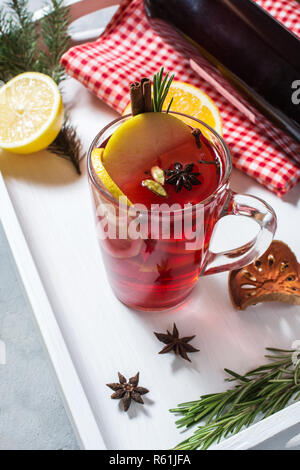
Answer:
xmin=38 ymin=0 xmax=71 ymax=84
xmin=170 ymin=348 xmax=300 ymax=450
xmin=48 ymin=115 xmax=82 ymax=174
xmin=0 ymin=0 xmax=38 ymax=81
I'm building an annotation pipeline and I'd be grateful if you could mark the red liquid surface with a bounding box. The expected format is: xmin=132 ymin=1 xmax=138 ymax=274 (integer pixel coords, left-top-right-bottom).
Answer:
xmin=119 ymin=135 xmax=220 ymax=207
xmin=94 ymin=131 xmax=224 ymax=310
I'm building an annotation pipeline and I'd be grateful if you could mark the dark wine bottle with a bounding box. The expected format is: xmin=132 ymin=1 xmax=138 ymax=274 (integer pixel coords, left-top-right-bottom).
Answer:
xmin=144 ymin=0 xmax=300 ymax=152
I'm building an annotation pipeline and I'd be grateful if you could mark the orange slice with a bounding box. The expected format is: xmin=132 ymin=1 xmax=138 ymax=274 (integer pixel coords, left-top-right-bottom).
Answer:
xmin=123 ymin=81 xmax=222 ymax=136
xmin=91 ymin=148 xmax=132 ymax=206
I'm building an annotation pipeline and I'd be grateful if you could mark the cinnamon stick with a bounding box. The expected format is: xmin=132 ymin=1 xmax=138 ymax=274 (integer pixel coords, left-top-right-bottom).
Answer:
xmin=130 ymin=81 xmax=144 ymax=115
xmin=141 ymin=77 xmax=152 ymax=112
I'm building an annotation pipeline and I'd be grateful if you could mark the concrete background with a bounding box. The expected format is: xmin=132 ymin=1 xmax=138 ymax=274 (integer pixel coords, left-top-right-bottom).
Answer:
xmin=0 ymin=222 xmax=79 ymax=450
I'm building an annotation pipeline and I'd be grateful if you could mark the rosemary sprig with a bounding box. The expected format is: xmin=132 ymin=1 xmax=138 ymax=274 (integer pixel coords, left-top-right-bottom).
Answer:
xmin=170 ymin=347 xmax=300 ymax=450
xmin=152 ymin=67 xmax=174 ymax=113
xmin=0 ymin=0 xmax=81 ymax=174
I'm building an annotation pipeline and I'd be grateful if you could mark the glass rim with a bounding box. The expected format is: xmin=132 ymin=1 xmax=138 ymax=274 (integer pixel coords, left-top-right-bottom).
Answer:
xmin=87 ymin=111 xmax=232 ymax=212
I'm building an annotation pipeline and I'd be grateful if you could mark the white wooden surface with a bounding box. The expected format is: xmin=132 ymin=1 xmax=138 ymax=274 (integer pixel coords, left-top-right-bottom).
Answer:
xmin=0 ymin=74 xmax=300 ymax=449
xmin=213 ymin=402 xmax=300 ymax=450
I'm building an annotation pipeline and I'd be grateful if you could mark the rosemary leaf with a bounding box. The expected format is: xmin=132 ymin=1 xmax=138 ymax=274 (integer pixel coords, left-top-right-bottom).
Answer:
xmin=224 ymin=368 xmax=251 ymax=382
xmin=152 ymin=73 xmax=158 ymax=112
xmin=158 ymin=71 xmax=169 ymax=100
xmin=166 ymin=97 xmax=173 ymax=114
xmin=266 ymin=347 xmax=295 ymax=353
xmin=171 ymin=348 xmax=300 ymax=450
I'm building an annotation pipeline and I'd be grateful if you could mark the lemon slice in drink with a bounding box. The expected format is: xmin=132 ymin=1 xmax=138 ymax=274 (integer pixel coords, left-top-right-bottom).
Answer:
xmin=91 ymin=148 xmax=132 ymax=206
xmin=123 ymin=80 xmax=222 ymax=135
xmin=0 ymin=72 xmax=64 ymax=154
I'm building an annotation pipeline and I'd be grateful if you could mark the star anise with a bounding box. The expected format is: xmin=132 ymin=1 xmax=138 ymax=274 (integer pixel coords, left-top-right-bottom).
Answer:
xmin=141 ymin=239 xmax=157 ymax=262
xmin=155 ymin=260 xmax=173 ymax=283
xmin=106 ymin=372 xmax=149 ymax=412
xmin=144 ymin=239 xmax=157 ymax=254
xmin=165 ymin=162 xmax=201 ymax=192
xmin=154 ymin=323 xmax=199 ymax=362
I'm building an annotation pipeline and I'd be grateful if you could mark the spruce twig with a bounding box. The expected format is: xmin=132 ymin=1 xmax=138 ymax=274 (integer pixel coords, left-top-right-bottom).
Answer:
xmin=38 ymin=0 xmax=71 ymax=84
xmin=0 ymin=0 xmax=38 ymax=81
xmin=48 ymin=115 xmax=82 ymax=174
xmin=170 ymin=348 xmax=300 ymax=450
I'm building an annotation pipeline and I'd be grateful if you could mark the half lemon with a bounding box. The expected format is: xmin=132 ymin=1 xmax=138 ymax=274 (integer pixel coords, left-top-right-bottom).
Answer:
xmin=0 ymin=72 xmax=64 ymax=154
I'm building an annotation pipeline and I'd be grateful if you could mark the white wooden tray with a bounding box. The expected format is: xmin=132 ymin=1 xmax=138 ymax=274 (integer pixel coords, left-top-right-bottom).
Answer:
xmin=1 ymin=81 xmax=300 ymax=449
xmin=1 ymin=0 xmax=300 ymax=450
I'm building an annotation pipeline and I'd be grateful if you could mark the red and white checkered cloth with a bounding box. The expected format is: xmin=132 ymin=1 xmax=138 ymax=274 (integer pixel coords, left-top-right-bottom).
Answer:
xmin=61 ymin=0 xmax=300 ymax=197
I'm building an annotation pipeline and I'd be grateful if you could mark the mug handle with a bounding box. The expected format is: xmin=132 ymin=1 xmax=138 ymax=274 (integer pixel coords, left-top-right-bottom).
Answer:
xmin=201 ymin=191 xmax=277 ymax=276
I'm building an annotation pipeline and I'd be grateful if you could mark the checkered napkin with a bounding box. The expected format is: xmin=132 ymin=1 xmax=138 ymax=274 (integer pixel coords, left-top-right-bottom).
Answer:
xmin=61 ymin=0 xmax=300 ymax=197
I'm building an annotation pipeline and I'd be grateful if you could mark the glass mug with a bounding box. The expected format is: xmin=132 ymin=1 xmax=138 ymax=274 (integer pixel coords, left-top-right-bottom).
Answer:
xmin=87 ymin=112 xmax=277 ymax=311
